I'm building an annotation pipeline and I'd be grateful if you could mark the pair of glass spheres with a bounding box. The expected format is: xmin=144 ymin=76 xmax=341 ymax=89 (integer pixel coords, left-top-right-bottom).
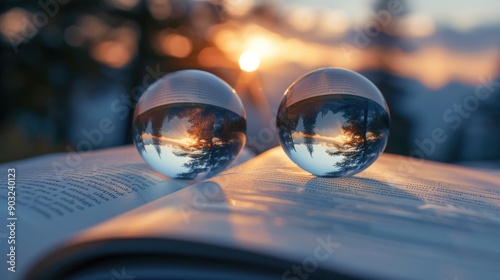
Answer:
xmin=133 ymin=68 xmax=390 ymax=180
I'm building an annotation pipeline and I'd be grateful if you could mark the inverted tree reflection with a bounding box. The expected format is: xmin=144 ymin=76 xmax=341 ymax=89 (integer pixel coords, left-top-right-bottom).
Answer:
xmin=173 ymin=107 xmax=245 ymax=179
xmin=277 ymin=95 xmax=389 ymax=176
xmin=325 ymin=98 xmax=388 ymax=176
xmin=134 ymin=104 xmax=245 ymax=179
xmin=134 ymin=106 xmax=185 ymax=157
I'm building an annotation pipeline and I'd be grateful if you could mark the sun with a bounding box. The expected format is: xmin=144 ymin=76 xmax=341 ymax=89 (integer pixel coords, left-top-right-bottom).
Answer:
xmin=239 ymin=51 xmax=260 ymax=72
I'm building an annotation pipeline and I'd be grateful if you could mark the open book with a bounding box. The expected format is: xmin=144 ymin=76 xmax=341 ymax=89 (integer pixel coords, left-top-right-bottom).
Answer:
xmin=1 ymin=146 xmax=499 ymax=279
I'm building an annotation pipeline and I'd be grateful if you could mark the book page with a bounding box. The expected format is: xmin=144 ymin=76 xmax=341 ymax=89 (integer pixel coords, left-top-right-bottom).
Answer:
xmin=33 ymin=147 xmax=500 ymax=279
xmin=0 ymin=145 xmax=253 ymax=279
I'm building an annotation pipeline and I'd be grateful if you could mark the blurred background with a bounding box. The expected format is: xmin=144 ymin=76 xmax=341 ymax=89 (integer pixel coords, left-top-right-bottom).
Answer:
xmin=1 ymin=0 xmax=499 ymax=169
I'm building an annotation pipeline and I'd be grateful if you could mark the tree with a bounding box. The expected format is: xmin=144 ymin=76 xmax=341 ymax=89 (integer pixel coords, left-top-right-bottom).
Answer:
xmin=325 ymin=98 xmax=388 ymax=176
xmin=277 ymin=95 xmax=389 ymax=177
xmin=133 ymin=106 xmax=184 ymax=157
xmin=172 ymin=105 xmax=245 ymax=179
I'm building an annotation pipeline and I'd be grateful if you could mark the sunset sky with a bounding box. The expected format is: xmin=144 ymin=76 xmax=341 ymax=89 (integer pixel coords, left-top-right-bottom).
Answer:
xmin=287 ymin=0 xmax=500 ymax=30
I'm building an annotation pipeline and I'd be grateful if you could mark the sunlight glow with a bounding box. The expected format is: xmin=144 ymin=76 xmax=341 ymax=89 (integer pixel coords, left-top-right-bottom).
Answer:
xmin=208 ymin=19 xmax=497 ymax=87
xmin=239 ymin=51 xmax=260 ymax=72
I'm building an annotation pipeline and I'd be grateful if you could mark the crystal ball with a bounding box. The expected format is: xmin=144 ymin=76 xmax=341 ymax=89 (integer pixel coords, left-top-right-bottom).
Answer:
xmin=276 ymin=68 xmax=390 ymax=177
xmin=133 ymin=70 xmax=246 ymax=180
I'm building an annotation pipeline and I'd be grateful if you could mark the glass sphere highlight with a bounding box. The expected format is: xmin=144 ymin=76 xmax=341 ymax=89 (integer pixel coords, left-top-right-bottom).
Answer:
xmin=133 ymin=70 xmax=246 ymax=180
xmin=276 ymin=68 xmax=390 ymax=177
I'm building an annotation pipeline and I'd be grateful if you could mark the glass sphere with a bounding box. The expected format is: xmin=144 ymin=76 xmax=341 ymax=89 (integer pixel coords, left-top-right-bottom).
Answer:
xmin=133 ymin=70 xmax=246 ymax=180
xmin=276 ymin=68 xmax=390 ymax=177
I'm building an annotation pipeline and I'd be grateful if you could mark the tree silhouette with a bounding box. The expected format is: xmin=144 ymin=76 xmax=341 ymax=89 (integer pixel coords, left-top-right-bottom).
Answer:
xmin=133 ymin=106 xmax=185 ymax=157
xmin=325 ymin=98 xmax=389 ymax=176
xmin=277 ymin=106 xmax=299 ymax=153
xmin=134 ymin=104 xmax=245 ymax=179
xmin=172 ymin=105 xmax=245 ymax=179
xmin=277 ymin=95 xmax=389 ymax=177
xmin=277 ymin=96 xmax=327 ymax=156
xmin=303 ymin=110 xmax=319 ymax=157
xmin=367 ymin=0 xmax=412 ymax=155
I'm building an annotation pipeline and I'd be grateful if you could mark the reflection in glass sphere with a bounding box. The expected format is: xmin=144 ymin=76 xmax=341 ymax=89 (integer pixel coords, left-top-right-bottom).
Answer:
xmin=276 ymin=68 xmax=390 ymax=177
xmin=133 ymin=70 xmax=246 ymax=180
